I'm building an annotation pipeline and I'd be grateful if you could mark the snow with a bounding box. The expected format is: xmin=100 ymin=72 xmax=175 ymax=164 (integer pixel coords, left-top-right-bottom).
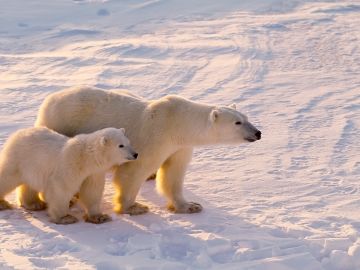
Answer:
xmin=0 ymin=0 xmax=359 ymax=269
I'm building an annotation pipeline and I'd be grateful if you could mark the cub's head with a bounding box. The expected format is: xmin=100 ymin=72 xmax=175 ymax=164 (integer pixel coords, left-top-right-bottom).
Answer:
xmin=98 ymin=128 xmax=138 ymax=165
xmin=209 ymin=104 xmax=261 ymax=144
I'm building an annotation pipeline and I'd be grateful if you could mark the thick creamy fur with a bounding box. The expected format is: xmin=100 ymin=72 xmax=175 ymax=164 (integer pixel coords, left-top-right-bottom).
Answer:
xmin=0 ymin=126 xmax=136 ymax=224
xmin=34 ymin=86 xmax=261 ymax=215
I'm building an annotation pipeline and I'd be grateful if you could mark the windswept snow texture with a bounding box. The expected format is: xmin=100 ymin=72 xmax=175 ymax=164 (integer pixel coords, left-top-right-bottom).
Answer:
xmin=0 ymin=0 xmax=359 ymax=269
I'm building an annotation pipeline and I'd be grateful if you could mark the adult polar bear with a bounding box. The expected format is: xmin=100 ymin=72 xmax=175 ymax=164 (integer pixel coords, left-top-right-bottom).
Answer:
xmin=31 ymin=86 xmax=261 ymax=215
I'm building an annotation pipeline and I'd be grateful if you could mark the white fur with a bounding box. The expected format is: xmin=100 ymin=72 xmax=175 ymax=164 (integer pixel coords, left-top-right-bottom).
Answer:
xmin=34 ymin=86 xmax=261 ymax=214
xmin=0 ymin=126 xmax=136 ymax=223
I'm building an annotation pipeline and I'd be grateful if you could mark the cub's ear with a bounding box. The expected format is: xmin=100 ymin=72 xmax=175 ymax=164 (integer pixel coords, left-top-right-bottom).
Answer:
xmin=119 ymin=128 xmax=125 ymax=134
xmin=210 ymin=109 xmax=219 ymax=122
xmin=100 ymin=136 xmax=108 ymax=146
xmin=229 ymin=103 xmax=236 ymax=110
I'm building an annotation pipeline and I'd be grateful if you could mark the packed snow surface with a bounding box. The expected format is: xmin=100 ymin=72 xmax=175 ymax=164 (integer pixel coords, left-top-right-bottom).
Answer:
xmin=0 ymin=0 xmax=359 ymax=269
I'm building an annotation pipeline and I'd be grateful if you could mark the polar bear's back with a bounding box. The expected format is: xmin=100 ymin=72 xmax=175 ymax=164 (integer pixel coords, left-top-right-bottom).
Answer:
xmin=36 ymin=86 xmax=147 ymax=137
xmin=0 ymin=127 xmax=67 ymax=190
xmin=2 ymin=127 xmax=66 ymax=159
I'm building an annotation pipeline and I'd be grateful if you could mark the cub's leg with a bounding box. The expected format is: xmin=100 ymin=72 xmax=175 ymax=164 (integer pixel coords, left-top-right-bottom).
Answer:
xmin=17 ymin=184 xmax=46 ymax=211
xmin=157 ymin=147 xmax=202 ymax=213
xmin=78 ymin=173 xmax=111 ymax=224
xmin=44 ymin=183 xmax=78 ymax=224
xmin=0 ymin=167 xmax=21 ymax=210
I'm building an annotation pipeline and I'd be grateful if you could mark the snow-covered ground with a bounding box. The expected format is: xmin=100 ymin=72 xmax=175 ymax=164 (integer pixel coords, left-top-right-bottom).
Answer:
xmin=1 ymin=0 xmax=359 ymax=269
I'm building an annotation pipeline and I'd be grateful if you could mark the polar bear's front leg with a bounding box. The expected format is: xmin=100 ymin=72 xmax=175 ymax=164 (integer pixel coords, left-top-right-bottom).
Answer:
xmin=157 ymin=147 xmax=202 ymax=214
xmin=113 ymin=164 xmax=149 ymax=215
xmin=78 ymin=173 xmax=111 ymax=224
xmin=45 ymin=184 xmax=78 ymax=224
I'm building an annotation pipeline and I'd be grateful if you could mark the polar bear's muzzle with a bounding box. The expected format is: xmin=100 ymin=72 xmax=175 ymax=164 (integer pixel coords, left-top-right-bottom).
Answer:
xmin=127 ymin=152 xmax=138 ymax=160
xmin=245 ymin=127 xmax=262 ymax=142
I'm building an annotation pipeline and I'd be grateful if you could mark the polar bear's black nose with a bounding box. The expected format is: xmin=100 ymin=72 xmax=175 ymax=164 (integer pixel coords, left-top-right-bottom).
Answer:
xmin=255 ymin=131 xmax=261 ymax=140
xmin=133 ymin=153 xmax=138 ymax=159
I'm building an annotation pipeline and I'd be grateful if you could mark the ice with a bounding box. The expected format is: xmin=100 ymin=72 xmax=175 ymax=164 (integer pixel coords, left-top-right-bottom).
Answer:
xmin=348 ymin=242 xmax=360 ymax=268
xmin=324 ymin=238 xmax=353 ymax=253
xmin=325 ymin=250 xmax=354 ymax=270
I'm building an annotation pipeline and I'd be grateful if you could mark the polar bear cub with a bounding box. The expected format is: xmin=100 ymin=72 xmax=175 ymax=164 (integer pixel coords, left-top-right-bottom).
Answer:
xmin=0 ymin=127 xmax=137 ymax=224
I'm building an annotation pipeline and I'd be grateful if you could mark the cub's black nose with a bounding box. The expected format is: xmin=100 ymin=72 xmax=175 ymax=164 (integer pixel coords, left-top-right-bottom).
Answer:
xmin=133 ymin=153 xmax=138 ymax=159
xmin=255 ymin=131 xmax=261 ymax=140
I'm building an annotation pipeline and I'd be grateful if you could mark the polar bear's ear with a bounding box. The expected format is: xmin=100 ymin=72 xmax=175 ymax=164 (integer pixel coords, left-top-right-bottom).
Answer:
xmin=210 ymin=109 xmax=219 ymax=122
xmin=119 ymin=128 xmax=125 ymax=134
xmin=100 ymin=136 xmax=108 ymax=146
xmin=229 ymin=103 xmax=236 ymax=110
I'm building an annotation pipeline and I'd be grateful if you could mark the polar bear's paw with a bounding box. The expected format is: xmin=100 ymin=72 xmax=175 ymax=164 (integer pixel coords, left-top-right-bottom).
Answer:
xmin=55 ymin=214 xmax=78 ymax=225
xmin=69 ymin=193 xmax=79 ymax=208
xmin=124 ymin=202 xmax=149 ymax=216
xmin=85 ymin=213 xmax=112 ymax=224
xmin=0 ymin=199 xmax=12 ymax=210
xmin=21 ymin=200 xmax=47 ymax=211
xmin=168 ymin=202 xmax=203 ymax=214
xmin=147 ymin=173 xmax=156 ymax=181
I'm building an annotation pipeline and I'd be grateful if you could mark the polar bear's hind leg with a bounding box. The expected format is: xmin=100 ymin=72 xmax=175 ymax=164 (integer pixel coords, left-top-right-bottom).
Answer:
xmin=17 ymin=184 xmax=47 ymax=211
xmin=0 ymin=167 xmax=21 ymax=210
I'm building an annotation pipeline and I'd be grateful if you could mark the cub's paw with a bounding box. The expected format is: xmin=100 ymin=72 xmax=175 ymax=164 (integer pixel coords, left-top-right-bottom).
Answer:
xmin=0 ymin=199 xmax=12 ymax=210
xmin=21 ymin=201 xmax=47 ymax=211
xmin=54 ymin=214 xmax=78 ymax=225
xmin=168 ymin=202 xmax=203 ymax=214
xmin=85 ymin=213 xmax=112 ymax=224
xmin=123 ymin=202 xmax=149 ymax=216
xmin=69 ymin=195 xmax=79 ymax=208
xmin=146 ymin=173 xmax=157 ymax=181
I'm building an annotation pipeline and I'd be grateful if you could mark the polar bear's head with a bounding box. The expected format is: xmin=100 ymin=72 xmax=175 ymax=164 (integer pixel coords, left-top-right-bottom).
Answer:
xmin=97 ymin=128 xmax=138 ymax=165
xmin=209 ymin=104 xmax=261 ymax=144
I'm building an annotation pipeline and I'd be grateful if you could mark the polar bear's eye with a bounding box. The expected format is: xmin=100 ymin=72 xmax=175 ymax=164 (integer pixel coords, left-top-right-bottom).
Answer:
xmin=119 ymin=144 xmax=124 ymax=148
xmin=235 ymin=121 xmax=242 ymax=125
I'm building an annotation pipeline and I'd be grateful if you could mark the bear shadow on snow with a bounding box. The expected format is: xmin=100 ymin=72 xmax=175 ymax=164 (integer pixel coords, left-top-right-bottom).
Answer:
xmin=0 ymin=179 xmax=291 ymax=268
